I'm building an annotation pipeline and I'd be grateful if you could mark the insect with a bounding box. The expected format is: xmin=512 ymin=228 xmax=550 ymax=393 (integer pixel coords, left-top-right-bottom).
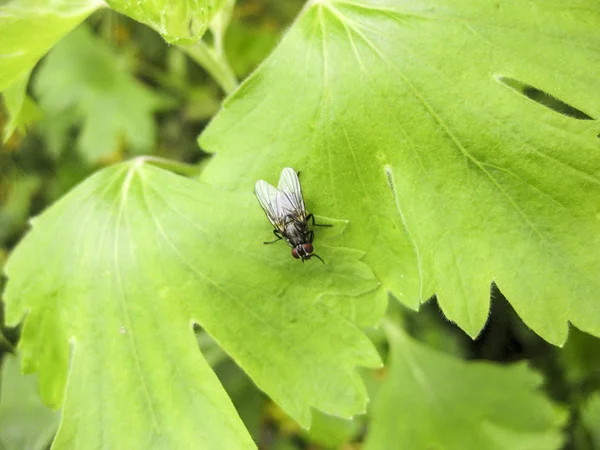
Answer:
xmin=255 ymin=167 xmax=330 ymax=263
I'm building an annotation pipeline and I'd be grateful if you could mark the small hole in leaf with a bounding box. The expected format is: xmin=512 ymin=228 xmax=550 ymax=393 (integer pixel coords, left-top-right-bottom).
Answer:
xmin=496 ymin=76 xmax=594 ymax=120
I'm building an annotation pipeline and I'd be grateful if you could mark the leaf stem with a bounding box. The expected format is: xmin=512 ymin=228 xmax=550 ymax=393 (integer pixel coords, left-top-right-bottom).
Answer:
xmin=180 ymin=41 xmax=238 ymax=95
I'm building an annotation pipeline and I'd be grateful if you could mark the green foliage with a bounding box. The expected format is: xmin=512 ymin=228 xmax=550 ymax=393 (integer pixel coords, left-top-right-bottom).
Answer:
xmin=0 ymin=353 xmax=60 ymax=450
xmin=364 ymin=322 xmax=567 ymax=450
xmin=1 ymin=70 xmax=40 ymax=143
xmin=106 ymin=0 xmax=225 ymax=44
xmin=558 ymin=327 xmax=600 ymax=394
xmin=1 ymin=0 xmax=600 ymax=448
xmin=200 ymin=0 xmax=600 ymax=345
xmin=304 ymin=410 xmax=361 ymax=448
xmin=582 ymin=393 xmax=600 ymax=448
xmin=0 ymin=0 xmax=99 ymax=92
xmin=3 ymin=158 xmax=380 ymax=446
xmin=0 ymin=176 xmax=40 ymax=245
xmin=33 ymin=24 xmax=167 ymax=162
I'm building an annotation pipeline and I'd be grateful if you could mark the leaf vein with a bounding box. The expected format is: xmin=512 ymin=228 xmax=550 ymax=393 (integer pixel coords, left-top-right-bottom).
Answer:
xmin=113 ymin=164 xmax=161 ymax=433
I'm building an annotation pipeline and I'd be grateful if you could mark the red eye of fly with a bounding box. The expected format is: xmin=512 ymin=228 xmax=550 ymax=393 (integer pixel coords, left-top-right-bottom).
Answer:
xmin=302 ymin=243 xmax=313 ymax=254
xmin=292 ymin=247 xmax=300 ymax=259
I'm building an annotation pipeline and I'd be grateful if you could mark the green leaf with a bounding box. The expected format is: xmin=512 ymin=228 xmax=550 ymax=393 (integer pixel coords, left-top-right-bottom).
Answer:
xmin=105 ymin=0 xmax=225 ymax=44
xmin=0 ymin=175 xmax=41 ymax=245
xmin=3 ymin=158 xmax=380 ymax=446
xmin=557 ymin=327 xmax=600 ymax=388
xmin=582 ymin=393 xmax=600 ymax=447
xmin=224 ymin=21 xmax=279 ymax=78
xmin=304 ymin=411 xmax=361 ymax=448
xmin=1 ymin=70 xmax=41 ymax=143
xmin=33 ymin=24 xmax=166 ymax=163
xmin=0 ymin=0 xmax=99 ymax=92
xmin=0 ymin=334 xmax=12 ymax=354
xmin=211 ymin=356 xmax=267 ymax=441
xmin=363 ymin=322 xmax=567 ymax=450
xmin=199 ymin=0 xmax=600 ymax=344
xmin=0 ymin=354 xmax=60 ymax=450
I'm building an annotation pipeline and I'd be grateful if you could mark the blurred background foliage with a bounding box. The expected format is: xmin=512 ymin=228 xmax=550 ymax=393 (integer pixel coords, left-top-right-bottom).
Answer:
xmin=1 ymin=0 xmax=600 ymax=449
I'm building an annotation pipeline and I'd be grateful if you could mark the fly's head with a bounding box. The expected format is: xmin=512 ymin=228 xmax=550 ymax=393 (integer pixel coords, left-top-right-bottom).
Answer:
xmin=292 ymin=243 xmax=325 ymax=264
xmin=292 ymin=243 xmax=313 ymax=260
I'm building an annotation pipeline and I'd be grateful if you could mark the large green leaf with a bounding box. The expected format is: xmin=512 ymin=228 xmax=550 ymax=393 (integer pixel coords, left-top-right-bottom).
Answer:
xmin=0 ymin=0 xmax=99 ymax=92
xmin=0 ymin=354 xmax=60 ymax=450
xmin=363 ymin=322 xmax=567 ymax=449
xmin=3 ymin=159 xmax=380 ymax=447
xmin=199 ymin=0 xmax=600 ymax=344
xmin=33 ymin=25 xmax=166 ymax=163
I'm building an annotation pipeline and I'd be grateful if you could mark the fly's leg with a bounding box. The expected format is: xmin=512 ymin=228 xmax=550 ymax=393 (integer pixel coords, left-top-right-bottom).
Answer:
xmin=264 ymin=229 xmax=284 ymax=244
xmin=307 ymin=213 xmax=332 ymax=228
xmin=308 ymin=230 xmax=314 ymax=243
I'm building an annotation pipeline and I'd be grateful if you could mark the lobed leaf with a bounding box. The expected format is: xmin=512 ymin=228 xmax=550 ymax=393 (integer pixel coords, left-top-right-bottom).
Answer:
xmin=32 ymin=24 xmax=167 ymax=162
xmin=363 ymin=322 xmax=567 ymax=450
xmin=3 ymin=159 xmax=380 ymax=446
xmin=200 ymin=0 xmax=600 ymax=344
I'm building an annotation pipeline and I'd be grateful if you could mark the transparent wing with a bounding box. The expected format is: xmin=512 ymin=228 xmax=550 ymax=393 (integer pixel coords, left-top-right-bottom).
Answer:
xmin=277 ymin=167 xmax=306 ymax=218
xmin=255 ymin=180 xmax=285 ymax=229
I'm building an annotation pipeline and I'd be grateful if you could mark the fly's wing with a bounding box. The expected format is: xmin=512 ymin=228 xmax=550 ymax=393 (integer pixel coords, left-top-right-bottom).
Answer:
xmin=277 ymin=167 xmax=306 ymax=219
xmin=255 ymin=180 xmax=285 ymax=230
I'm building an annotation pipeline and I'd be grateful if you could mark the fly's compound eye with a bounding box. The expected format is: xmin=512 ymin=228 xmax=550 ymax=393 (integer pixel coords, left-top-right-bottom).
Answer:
xmin=302 ymin=243 xmax=314 ymax=255
xmin=292 ymin=247 xmax=301 ymax=259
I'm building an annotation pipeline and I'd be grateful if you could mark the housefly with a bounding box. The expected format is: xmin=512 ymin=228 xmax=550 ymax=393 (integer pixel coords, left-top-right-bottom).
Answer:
xmin=255 ymin=167 xmax=329 ymax=263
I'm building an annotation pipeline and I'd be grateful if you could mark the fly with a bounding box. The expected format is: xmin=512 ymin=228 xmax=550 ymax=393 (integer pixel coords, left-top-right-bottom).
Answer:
xmin=255 ymin=167 xmax=330 ymax=263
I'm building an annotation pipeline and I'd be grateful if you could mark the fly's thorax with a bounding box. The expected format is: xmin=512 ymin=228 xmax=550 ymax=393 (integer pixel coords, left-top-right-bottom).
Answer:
xmin=283 ymin=217 xmax=310 ymax=246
